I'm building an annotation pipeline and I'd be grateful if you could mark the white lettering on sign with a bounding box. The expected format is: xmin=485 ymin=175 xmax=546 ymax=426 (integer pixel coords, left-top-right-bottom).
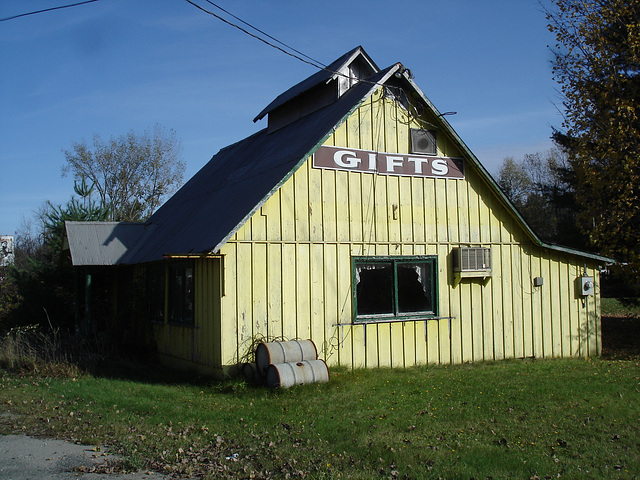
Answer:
xmin=313 ymin=145 xmax=464 ymax=179
xmin=367 ymin=153 xmax=377 ymax=171
xmin=333 ymin=150 xmax=360 ymax=168
xmin=407 ymin=156 xmax=429 ymax=174
xmin=431 ymin=158 xmax=449 ymax=176
xmin=386 ymin=156 xmax=404 ymax=173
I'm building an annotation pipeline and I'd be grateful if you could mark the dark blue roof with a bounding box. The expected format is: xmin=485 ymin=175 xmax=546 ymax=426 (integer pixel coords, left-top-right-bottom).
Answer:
xmin=122 ymin=66 xmax=396 ymax=264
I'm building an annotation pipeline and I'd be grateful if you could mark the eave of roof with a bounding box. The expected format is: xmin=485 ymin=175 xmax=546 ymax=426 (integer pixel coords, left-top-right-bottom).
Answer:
xmin=64 ymin=221 xmax=146 ymax=266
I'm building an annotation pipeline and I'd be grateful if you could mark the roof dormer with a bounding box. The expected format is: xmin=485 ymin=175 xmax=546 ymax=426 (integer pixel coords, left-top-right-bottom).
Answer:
xmin=254 ymin=46 xmax=379 ymax=132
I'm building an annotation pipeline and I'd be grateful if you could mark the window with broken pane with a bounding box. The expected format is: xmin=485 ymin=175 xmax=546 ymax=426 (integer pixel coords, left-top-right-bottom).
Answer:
xmin=353 ymin=256 xmax=437 ymax=321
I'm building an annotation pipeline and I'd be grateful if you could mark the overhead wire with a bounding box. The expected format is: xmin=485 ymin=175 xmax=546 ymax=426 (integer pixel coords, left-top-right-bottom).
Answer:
xmin=200 ymin=0 xmax=327 ymax=70
xmin=184 ymin=0 xmax=445 ymax=178
xmin=183 ymin=0 xmax=409 ymax=94
xmin=5 ymin=0 xmax=420 ymax=115
xmin=0 ymin=0 xmax=99 ymax=22
xmin=187 ymin=1 xmax=440 ymax=128
xmin=183 ymin=0 xmax=326 ymax=71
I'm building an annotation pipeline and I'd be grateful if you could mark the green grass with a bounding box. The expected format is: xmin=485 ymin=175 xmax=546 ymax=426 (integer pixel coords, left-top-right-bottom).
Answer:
xmin=1 ymin=357 xmax=639 ymax=479
xmin=601 ymin=297 xmax=640 ymax=316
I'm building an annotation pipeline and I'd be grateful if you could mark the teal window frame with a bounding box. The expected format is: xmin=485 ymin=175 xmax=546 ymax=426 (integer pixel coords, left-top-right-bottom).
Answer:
xmin=352 ymin=256 xmax=438 ymax=322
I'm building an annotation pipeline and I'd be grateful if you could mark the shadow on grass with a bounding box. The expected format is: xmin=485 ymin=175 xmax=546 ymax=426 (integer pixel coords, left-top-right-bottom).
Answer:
xmin=88 ymin=355 xmax=209 ymax=385
xmin=5 ymin=314 xmax=639 ymax=388
xmin=0 ymin=327 xmax=235 ymax=389
xmin=601 ymin=315 xmax=640 ymax=360
xmin=619 ymin=297 xmax=640 ymax=308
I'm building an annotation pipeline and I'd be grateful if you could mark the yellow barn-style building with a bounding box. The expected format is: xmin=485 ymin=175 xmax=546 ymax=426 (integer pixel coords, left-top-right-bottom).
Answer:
xmin=65 ymin=47 xmax=611 ymax=378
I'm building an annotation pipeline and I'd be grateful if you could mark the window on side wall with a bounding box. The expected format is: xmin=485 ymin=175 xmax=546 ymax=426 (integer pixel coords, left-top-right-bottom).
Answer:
xmin=353 ymin=256 xmax=437 ymax=322
xmin=168 ymin=261 xmax=195 ymax=325
xmin=146 ymin=263 xmax=166 ymax=323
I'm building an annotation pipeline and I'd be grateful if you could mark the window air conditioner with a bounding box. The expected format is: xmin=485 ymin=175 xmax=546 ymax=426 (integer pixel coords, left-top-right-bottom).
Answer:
xmin=452 ymin=247 xmax=492 ymax=278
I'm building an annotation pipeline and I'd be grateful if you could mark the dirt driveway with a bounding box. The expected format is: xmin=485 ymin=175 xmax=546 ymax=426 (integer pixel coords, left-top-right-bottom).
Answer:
xmin=0 ymin=435 xmax=173 ymax=480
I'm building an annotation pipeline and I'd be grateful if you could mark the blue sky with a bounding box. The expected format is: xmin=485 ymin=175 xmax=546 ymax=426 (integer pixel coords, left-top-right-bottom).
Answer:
xmin=0 ymin=0 xmax=560 ymax=236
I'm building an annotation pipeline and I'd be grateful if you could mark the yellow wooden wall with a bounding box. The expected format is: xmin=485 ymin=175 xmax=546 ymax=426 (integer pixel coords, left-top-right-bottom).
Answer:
xmin=150 ymin=258 xmax=224 ymax=375
xmin=163 ymin=87 xmax=601 ymax=373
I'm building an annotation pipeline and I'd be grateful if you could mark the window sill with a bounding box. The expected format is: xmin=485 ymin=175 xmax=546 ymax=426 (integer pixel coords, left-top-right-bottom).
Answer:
xmin=336 ymin=315 xmax=452 ymax=326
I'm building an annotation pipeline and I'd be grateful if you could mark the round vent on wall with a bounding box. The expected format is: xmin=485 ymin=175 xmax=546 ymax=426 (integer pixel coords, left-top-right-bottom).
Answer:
xmin=410 ymin=128 xmax=437 ymax=155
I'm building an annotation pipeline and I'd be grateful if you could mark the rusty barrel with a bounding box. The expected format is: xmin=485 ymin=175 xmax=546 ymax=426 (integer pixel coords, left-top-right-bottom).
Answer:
xmin=265 ymin=359 xmax=329 ymax=389
xmin=255 ymin=339 xmax=317 ymax=374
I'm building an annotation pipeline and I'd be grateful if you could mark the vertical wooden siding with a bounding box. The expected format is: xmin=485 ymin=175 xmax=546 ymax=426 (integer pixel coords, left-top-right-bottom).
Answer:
xmin=151 ymin=258 xmax=223 ymax=374
xmin=218 ymin=88 xmax=601 ymax=369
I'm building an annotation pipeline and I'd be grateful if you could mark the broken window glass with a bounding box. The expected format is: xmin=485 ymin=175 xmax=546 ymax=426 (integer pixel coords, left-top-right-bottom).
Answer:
xmin=354 ymin=257 xmax=437 ymax=321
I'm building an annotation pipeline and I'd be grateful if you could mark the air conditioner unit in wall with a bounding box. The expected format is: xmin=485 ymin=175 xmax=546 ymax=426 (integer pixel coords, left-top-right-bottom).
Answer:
xmin=452 ymin=247 xmax=492 ymax=278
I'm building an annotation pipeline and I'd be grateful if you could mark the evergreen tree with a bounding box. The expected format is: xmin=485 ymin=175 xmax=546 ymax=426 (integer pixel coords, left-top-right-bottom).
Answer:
xmin=43 ymin=176 xmax=110 ymax=261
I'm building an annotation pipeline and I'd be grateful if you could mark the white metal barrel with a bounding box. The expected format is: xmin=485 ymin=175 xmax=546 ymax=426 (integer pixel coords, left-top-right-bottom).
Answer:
xmin=255 ymin=339 xmax=317 ymax=374
xmin=265 ymin=359 xmax=329 ymax=389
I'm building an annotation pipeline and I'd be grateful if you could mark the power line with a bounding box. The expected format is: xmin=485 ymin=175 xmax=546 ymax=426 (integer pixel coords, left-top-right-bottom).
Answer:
xmin=0 ymin=0 xmax=100 ymax=22
xmin=200 ymin=0 xmax=326 ymax=69
xmin=183 ymin=0 xmax=325 ymax=71
xmin=186 ymin=2 xmax=430 ymax=117
xmin=183 ymin=0 xmax=400 ymax=90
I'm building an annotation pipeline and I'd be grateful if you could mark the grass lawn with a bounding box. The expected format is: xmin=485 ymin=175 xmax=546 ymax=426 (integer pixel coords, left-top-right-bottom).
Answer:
xmin=601 ymin=297 xmax=640 ymax=317
xmin=1 ymin=354 xmax=639 ymax=479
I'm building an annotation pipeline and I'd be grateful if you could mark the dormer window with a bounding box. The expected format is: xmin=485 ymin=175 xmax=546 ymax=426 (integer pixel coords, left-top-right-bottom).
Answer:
xmin=337 ymin=56 xmax=376 ymax=96
xmin=254 ymin=46 xmax=379 ymax=132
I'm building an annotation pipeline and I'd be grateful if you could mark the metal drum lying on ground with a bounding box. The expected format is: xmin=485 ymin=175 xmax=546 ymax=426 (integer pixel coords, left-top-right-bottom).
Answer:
xmin=255 ymin=339 xmax=317 ymax=374
xmin=265 ymin=359 xmax=330 ymax=389
xmin=241 ymin=362 xmax=261 ymax=384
